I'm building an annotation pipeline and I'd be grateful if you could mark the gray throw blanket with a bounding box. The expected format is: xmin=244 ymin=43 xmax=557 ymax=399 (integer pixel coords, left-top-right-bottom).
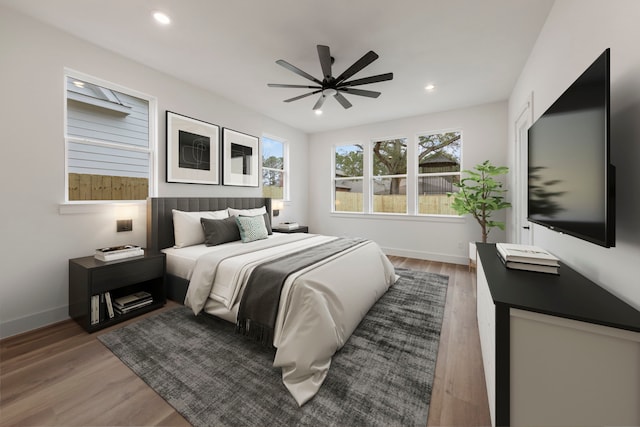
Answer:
xmin=236 ymin=237 xmax=366 ymax=347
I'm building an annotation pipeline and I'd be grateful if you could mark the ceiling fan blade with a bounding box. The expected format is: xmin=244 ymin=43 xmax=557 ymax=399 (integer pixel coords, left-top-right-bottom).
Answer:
xmin=268 ymin=83 xmax=322 ymax=89
xmin=317 ymin=45 xmax=332 ymax=81
xmin=338 ymin=72 xmax=394 ymax=88
xmin=283 ymin=90 xmax=322 ymax=103
xmin=334 ymin=92 xmax=352 ymax=109
xmin=340 ymin=88 xmax=381 ymax=98
xmin=312 ymin=94 xmax=327 ymax=110
xmin=334 ymin=50 xmax=379 ymax=84
xmin=276 ymin=59 xmax=322 ymax=85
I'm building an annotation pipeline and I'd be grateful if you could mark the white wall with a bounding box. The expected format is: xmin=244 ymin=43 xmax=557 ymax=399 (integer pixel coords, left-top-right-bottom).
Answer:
xmin=508 ymin=0 xmax=640 ymax=309
xmin=308 ymin=101 xmax=508 ymax=264
xmin=0 ymin=7 xmax=308 ymax=338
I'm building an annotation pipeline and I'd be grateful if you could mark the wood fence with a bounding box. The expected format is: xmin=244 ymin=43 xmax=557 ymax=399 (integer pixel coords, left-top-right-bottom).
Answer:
xmin=68 ymin=173 xmax=148 ymax=201
xmin=262 ymin=185 xmax=283 ymax=200
xmin=335 ymin=192 xmax=457 ymax=215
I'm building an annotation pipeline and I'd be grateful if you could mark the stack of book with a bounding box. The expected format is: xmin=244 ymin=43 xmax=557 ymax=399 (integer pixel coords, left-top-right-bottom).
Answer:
xmin=275 ymin=222 xmax=299 ymax=231
xmin=113 ymin=291 xmax=153 ymax=315
xmin=95 ymin=245 xmax=144 ymax=261
xmin=496 ymin=243 xmax=560 ymax=274
xmin=91 ymin=291 xmax=115 ymax=325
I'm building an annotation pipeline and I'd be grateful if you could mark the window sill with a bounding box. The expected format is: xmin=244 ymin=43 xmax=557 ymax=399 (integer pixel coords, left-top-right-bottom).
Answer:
xmin=59 ymin=201 xmax=145 ymax=215
xmin=330 ymin=211 xmax=465 ymax=223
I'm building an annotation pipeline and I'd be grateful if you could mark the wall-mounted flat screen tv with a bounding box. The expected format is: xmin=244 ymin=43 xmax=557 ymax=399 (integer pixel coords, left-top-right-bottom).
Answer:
xmin=528 ymin=48 xmax=615 ymax=248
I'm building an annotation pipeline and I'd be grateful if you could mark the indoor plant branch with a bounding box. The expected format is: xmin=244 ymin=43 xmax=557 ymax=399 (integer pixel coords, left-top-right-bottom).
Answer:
xmin=447 ymin=160 xmax=511 ymax=243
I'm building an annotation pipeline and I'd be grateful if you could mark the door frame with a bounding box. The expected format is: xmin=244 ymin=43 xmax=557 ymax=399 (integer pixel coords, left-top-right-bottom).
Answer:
xmin=514 ymin=93 xmax=533 ymax=245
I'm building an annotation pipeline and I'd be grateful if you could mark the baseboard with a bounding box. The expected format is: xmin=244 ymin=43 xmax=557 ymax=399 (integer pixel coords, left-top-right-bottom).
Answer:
xmin=382 ymin=246 xmax=468 ymax=266
xmin=0 ymin=305 xmax=69 ymax=340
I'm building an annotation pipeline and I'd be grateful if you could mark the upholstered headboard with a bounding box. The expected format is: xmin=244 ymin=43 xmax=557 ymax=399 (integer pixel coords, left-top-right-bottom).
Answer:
xmin=146 ymin=197 xmax=272 ymax=253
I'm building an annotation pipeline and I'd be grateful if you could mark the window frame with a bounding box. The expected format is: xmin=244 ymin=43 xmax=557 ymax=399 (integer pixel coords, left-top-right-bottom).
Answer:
xmin=63 ymin=68 xmax=157 ymax=205
xmin=331 ymin=129 xmax=463 ymax=218
xmin=332 ymin=142 xmax=365 ymax=214
xmin=261 ymin=134 xmax=289 ymax=201
xmin=371 ymin=136 xmax=409 ymax=215
xmin=415 ymin=129 xmax=463 ymax=217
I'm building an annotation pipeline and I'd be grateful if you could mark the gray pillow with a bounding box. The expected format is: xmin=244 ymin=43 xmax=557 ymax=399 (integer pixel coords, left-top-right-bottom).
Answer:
xmin=200 ymin=217 xmax=241 ymax=246
xmin=262 ymin=212 xmax=273 ymax=235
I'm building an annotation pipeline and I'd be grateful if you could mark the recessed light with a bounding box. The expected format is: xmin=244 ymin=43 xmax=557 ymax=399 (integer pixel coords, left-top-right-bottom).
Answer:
xmin=315 ymin=110 xmax=323 ymax=115
xmin=153 ymin=11 xmax=171 ymax=25
xmin=425 ymin=84 xmax=436 ymax=91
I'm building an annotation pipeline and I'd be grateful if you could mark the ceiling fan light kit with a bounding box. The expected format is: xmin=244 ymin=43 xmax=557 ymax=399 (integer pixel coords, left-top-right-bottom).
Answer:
xmin=268 ymin=45 xmax=393 ymax=111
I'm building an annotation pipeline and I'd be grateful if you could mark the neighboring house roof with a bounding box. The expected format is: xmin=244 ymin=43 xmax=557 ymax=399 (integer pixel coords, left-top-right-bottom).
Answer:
xmin=419 ymin=153 xmax=459 ymax=168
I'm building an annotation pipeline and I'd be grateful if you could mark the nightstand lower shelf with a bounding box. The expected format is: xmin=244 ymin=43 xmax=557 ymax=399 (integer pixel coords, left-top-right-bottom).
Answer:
xmin=69 ymin=252 xmax=166 ymax=332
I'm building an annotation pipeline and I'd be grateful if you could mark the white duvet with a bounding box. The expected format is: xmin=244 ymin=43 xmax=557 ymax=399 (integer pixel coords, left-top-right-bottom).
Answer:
xmin=183 ymin=233 xmax=396 ymax=405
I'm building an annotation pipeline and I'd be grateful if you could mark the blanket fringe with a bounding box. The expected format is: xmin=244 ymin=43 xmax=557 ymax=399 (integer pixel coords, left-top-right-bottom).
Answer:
xmin=236 ymin=319 xmax=275 ymax=348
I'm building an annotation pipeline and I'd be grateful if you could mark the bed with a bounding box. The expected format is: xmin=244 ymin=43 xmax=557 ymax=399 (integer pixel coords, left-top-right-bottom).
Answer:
xmin=147 ymin=197 xmax=396 ymax=405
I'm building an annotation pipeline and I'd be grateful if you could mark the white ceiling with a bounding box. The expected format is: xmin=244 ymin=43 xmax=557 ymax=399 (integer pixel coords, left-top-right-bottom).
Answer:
xmin=1 ymin=0 xmax=554 ymax=134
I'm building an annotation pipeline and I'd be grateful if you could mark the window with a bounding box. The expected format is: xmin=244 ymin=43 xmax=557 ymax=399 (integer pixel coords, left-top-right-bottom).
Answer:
xmin=262 ymin=136 xmax=288 ymax=200
xmin=372 ymin=138 xmax=408 ymax=214
xmin=417 ymin=131 xmax=461 ymax=215
xmin=331 ymin=130 xmax=462 ymax=216
xmin=65 ymin=72 xmax=155 ymax=202
xmin=333 ymin=144 xmax=364 ymax=213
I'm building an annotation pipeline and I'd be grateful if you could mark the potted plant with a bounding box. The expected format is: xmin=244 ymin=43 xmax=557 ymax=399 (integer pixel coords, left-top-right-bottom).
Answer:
xmin=447 ymin=160 xmax=511 ymax=244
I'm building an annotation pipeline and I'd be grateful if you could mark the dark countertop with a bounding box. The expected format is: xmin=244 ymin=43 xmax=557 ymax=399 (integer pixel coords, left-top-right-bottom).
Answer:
xmin=477 ymin=243 xmax=640 ymax=333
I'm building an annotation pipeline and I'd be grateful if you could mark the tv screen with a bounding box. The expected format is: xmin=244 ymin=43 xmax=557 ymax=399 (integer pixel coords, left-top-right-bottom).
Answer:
xmin=527 ymin=48 xmax=615 ymax=248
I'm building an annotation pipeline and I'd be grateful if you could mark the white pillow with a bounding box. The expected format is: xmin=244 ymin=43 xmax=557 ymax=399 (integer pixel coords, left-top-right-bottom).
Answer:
xmin=228 ymin=206 xmax=272 ymax=235
xmin=227 ymin=206 xmax=267 ymax=217
xmin=172 ymin=209 xmax=229 ymax=248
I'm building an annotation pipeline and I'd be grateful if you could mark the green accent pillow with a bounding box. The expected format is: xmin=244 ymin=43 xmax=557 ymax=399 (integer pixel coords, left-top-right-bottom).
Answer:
xmin=235 ymin=215 xmax=269 ymax=243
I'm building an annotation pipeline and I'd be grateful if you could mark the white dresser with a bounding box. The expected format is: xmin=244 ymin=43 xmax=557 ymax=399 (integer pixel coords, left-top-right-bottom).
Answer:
xmin=476 ymin=243 xmax=640 ymax=427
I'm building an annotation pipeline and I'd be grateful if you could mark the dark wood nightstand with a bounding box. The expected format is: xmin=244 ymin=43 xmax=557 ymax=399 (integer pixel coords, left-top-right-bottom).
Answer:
xmin=274 ymin=225 xmax=309 ymax=234
xmin=69 ymin=251 xmax=165 ymax=332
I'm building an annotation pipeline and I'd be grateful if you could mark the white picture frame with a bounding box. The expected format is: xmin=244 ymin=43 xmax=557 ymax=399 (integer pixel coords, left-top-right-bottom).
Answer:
xmin=166 ymin=111 xmax=220 ymax=185
xmin=222 ymin=128 xmax=259 ymax=187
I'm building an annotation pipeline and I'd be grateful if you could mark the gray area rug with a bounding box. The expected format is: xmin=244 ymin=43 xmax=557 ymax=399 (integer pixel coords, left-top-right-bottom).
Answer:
xmin=98 ymin=269 xmax=448 ymax=427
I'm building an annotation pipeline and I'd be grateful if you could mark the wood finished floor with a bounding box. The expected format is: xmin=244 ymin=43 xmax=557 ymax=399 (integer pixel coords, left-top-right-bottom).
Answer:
xmin=0 ymin=257 xmax=491 ymax=426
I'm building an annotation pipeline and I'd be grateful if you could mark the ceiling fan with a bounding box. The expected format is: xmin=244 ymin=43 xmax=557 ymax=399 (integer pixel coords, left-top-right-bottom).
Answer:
xmin=268 ymin=45 xmax=393 ymax=111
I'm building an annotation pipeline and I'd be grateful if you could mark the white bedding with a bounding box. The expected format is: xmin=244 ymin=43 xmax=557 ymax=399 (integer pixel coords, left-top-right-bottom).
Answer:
xmin=173 ymin=233 xmax=397 ymax=405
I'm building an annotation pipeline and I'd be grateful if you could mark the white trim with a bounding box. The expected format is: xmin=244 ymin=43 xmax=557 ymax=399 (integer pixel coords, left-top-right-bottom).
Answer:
xmin=0 ymin=305 xmax=69 ymax=340
xmin=63 ymin=68 xmax=158 ymax=202
xmin=382 ymin=245 xmax=467 ymax=265
xmin=330 ymin=211 xmax=464 ymax=223
xmin=59 ymin=200 xmax=145 ymax=215
xmin=513 ymin=93 xmax=533 ymax=244
xmin=332 ymin=141 xmax=365 ymax=213
xmin=261 ymin=134 xmax=289 ymax=200
xmin=370 ymin=136 xmax=408 ymax=214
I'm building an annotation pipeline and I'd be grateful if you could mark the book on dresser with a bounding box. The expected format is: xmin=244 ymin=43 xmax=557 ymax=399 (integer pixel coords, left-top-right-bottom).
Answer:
xmin=95 ymin=245 xmax=144 ymax=261
xmin=496 ymin=243 xmax=560 ymax=274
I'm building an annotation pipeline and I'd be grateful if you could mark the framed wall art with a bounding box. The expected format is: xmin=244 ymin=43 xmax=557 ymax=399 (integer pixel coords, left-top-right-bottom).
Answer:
xmin=222 ymin=128 xmax=259 ymax=187
xmin=166 ymin=111 xmax=220 ymax=184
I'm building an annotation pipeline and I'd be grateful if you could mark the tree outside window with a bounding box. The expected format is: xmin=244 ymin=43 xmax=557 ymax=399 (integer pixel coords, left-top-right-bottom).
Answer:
xmin=262 ymin=136 xmax=286 ymax=200
xmin=417 ymin=131 xmax=461 ymax=215
xmin=331 ymin=130 xmax=462 ymax=216
xmin=334 ymin=144 xmax=363 ymax=212
xmin=372 ymin=138 xmax=408 ymax=214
